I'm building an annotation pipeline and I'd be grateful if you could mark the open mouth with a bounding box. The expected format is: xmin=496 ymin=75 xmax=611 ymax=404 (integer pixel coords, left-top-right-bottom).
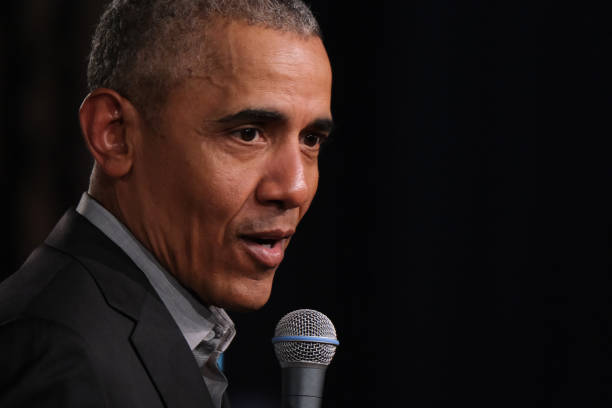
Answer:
xmin=244 ymin=237 xmax=279 ymax=248
xmin=238 ymin=231 xmax=293 ymax=267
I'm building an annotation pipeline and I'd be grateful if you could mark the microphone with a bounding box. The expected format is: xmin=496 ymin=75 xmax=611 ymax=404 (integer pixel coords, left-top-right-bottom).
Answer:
xmin=271 ymin=309 xmax=339 ymax=408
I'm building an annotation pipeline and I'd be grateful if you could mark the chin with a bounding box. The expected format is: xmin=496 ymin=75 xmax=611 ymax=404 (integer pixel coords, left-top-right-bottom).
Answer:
xmin=205 ymin=276 xmax=274 ymax=312
xmin=223 ymin=288 xmax=272 ymax=312
xmin=224 ymin=299 xmax=268 ymax=312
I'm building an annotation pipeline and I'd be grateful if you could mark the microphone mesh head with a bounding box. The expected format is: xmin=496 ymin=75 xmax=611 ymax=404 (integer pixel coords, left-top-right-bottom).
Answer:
xmin=273 ymin=309 xmax=338 ymax=367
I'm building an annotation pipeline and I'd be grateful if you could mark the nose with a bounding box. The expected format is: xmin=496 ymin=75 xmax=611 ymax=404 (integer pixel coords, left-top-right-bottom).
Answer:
xmin=255 ymin=141 xmax=317 ymax=210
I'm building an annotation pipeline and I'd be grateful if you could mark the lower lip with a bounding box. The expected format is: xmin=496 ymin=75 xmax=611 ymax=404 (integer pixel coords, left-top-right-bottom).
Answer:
xmin=240 ymin=238 xmax=286 ymax=268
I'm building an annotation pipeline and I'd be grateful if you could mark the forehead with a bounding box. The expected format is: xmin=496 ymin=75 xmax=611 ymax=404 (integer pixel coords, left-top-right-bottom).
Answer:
xmin=208 ymin=21 xmax=329 ymax=73
xmin=184 ymin=21 xmax=331 ymax=110
xmin=156 ymin=20 xmax=332 ymax=132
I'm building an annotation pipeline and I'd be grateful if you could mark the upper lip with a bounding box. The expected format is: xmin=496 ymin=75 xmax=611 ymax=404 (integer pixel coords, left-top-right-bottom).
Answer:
xmin=239 ymin=229 xmax=295 ymax=241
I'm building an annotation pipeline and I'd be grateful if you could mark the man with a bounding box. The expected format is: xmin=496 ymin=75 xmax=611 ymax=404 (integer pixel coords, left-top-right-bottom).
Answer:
xmin=0 ymin=0 xmax=333 ymax=407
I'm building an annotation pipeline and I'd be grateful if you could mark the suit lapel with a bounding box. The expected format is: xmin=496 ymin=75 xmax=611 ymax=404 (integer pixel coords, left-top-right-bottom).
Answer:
xmin=222 ymin=391 xmax=232 ymax=408
xmin=45 ymin=209 xmax=216 ymax=408
xmin=131 ymin=295 xmax=214 ymax=408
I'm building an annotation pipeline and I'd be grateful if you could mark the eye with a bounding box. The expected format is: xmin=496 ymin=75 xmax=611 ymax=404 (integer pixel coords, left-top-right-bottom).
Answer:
xmin=233 ymin=127 xmax=261 ymax=142
xmin=301 ymin=133 xmax=326 ymax=148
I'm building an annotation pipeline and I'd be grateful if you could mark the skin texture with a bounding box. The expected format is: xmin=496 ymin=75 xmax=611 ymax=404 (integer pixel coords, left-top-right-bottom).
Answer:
xmin=79 ymin=21 xmax=333 ymax=311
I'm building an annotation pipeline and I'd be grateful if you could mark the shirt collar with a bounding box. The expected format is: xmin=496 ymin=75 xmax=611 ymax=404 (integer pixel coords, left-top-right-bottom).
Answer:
xmin=76 ymin=192 xmax=235 ymax=352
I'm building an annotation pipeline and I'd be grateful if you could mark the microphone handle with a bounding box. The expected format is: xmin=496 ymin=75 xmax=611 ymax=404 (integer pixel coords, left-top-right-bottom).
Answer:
xmin=281 ymin=365 xmax=328 ymax=408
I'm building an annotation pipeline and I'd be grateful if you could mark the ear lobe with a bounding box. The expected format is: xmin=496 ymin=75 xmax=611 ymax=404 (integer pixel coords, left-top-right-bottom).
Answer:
xmin=79 ymin=88 xmax=134 ymax=178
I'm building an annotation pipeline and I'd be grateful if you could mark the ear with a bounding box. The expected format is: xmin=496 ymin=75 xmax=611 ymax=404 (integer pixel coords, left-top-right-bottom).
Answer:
xmin=79 ymin=88 xmax=138 ymax=178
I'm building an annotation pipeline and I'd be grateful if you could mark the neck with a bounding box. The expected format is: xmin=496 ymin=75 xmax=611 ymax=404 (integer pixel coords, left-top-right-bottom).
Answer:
xmin=88 ymin=165 xmax=128 ymax=228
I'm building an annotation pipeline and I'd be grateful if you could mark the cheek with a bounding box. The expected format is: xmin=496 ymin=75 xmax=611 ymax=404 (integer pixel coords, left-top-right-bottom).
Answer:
xmin=310 ymin=167 xmax=320 ymax=194
xmin=301 ymin=164 xmax=319 ymax=214
xmin=189 ymin=149 xmax=259 ymax=222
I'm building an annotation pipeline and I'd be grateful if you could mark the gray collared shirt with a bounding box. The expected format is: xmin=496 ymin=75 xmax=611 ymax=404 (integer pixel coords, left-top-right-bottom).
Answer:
xmin=76 ymin=193 xmax=235 ymax=408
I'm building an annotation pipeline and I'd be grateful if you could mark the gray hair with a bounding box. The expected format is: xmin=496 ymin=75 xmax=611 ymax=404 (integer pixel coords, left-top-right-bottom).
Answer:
xmin=87 ymin=0 xmax=322 ymax=121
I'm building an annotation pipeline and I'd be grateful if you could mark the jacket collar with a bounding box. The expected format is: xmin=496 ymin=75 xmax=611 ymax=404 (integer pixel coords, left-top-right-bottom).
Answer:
xmin=45 ymin=209 xmax=216 ymax=408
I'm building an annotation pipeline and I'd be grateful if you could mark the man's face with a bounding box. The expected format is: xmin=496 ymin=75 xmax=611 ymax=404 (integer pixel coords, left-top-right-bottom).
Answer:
xmin=125 ymin=21 xmax=332 ymax=311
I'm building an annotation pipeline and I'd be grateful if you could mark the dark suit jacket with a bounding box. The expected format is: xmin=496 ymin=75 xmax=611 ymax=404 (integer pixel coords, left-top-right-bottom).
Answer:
xmin=0 ymin=209 xmax=230 ymax=408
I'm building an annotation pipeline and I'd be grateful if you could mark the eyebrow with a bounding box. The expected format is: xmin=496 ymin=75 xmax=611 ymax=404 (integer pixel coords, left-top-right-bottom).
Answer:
xmin=215 ymin=108 xmax=334 ymax=133
xmin=216 ymin=109 xmax=287 ymax=124
xmin=309 ymin=118 xmax=335 ymax=134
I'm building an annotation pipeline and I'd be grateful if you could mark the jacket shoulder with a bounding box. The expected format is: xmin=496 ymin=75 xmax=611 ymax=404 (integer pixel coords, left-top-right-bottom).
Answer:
xmin=0 ymin=245 xmax=74 ymax=321
xmin=0 ymin=244 xmax=112 ymax=328
xmin=0 ymin=317 xmax=107 ymax=407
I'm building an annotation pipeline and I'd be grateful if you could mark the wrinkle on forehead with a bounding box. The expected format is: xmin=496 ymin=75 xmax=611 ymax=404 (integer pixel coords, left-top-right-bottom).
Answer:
xmin=163 ymin=19 xmax=332 ymax=127
xmin=155 ymin=18 xmax=331 ymax=118
xmin=200 ymin=20 xmax=330 ymax=86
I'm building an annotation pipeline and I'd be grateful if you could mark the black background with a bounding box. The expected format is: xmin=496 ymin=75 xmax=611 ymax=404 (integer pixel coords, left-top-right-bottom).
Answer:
xmin=1 ymin=1 xmax=610 ymax=407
